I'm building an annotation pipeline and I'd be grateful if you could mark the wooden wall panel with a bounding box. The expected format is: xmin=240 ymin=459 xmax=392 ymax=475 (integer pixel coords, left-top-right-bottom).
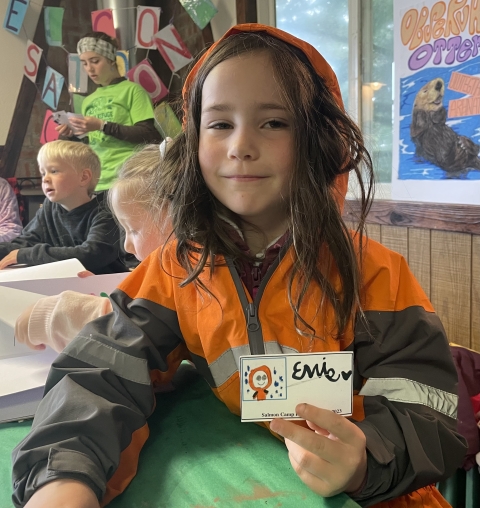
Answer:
xmin=408 ymin=228 xmax=431 ymax=298
xmin=472 ymin=236 xmax=480 ymax=351
xmin=365 ymin=224 xmax=381 ymax=243
xmin=380 ymin=225 xmax=409 ymax=260
xmin=430 ymin=231 xmax=471 ymax=347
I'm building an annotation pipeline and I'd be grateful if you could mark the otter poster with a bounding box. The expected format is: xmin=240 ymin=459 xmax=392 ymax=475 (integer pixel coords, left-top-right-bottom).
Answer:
xmin=392 ymin=0 xmax=480 ymax=205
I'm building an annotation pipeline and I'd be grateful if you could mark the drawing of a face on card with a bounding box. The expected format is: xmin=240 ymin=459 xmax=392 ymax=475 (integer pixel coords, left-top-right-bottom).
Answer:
xmin=240 ymin=352 xmax=353 ymax=422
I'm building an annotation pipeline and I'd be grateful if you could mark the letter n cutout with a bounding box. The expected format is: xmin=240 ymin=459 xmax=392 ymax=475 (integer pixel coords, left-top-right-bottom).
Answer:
xmin=153 ymin=25 xmax=193 ymax=72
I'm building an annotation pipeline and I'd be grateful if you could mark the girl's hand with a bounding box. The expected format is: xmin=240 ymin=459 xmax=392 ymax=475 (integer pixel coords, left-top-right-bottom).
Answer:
xmin=0 ymin=249 xmax=19 ymax=269
xmin=24 ymin=479 xmax=100 ymax=508
xmin=55 ymin=124 xmax=74 ymax=137
xmin=14 ymin=303 xmax=46 ymax=351
xmin=270 ymin=403 xmax=367 ymax=498
xmin=68 ymin=116 xmax=104 ymax=135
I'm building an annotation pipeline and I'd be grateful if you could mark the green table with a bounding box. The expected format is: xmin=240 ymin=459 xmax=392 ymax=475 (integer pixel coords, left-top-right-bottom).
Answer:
xmin=0 ymin=368 xmax=359 ymax=508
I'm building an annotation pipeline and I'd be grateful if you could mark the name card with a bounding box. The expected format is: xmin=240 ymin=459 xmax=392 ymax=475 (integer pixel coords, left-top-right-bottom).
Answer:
xmin=240 ymin=352 xmax=353 ymax=422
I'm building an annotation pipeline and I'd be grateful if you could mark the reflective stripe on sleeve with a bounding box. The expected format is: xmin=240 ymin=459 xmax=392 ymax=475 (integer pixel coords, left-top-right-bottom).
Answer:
xmin=359 ymin=377 xmax=458 ymax=418
xmin=63 ymin=335 xmax=151 ymax=385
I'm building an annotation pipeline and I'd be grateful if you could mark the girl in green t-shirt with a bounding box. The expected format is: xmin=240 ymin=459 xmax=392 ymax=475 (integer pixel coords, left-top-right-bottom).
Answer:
xmin=56 ymin=31 xmax=162 ymax=191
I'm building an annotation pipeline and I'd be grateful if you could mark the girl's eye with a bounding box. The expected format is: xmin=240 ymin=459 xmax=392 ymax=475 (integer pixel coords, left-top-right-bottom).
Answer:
xmin=209 ymin=122 xmax=232 ymax=130
xmin=264 ymin=119 xmax=288 ymax=129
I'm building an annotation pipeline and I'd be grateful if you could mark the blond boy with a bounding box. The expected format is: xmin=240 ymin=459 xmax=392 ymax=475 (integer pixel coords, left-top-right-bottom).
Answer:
xmin=0 ymin=141 xmax=127 ymax=274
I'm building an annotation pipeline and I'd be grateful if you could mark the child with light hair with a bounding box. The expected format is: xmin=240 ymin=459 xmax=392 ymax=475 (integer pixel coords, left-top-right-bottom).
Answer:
xmin=0 ymin=140 xmax=127 ymax=274
xmin=15 ymin=144 xmax=172 ymax=352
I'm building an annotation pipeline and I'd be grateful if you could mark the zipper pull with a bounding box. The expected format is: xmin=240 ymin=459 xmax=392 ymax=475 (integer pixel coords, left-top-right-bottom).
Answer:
xmin=246 ymin=302 xmax=260 ymax=332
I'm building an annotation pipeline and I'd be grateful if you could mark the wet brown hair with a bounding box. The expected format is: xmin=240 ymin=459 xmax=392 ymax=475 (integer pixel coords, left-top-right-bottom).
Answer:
xmin=152 ymin=32 xmax=374 ymax=339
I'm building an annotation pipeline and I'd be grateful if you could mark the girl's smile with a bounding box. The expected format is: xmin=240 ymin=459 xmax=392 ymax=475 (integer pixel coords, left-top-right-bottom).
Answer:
xmin=199 ymin=51 xmax=294 ymax=243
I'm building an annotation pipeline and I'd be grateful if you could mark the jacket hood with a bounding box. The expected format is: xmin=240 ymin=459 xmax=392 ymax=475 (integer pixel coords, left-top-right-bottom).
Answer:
xmin=182 ymin=23 xmax=349 ymax=210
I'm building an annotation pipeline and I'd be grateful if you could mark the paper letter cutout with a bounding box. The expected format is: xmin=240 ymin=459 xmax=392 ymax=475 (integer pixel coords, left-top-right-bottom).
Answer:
xmin=136 ymin=6 xmax=161 ymax=49
xmin=40 ymin=110 xmax=60 ymax=145
xmin=41 ymin=67 xmax=64 ymax=110
xmin=68 ymin=54 xmax=88 ymax=93
xmin=127 ymin=60 xmax=168 ymax=103
xmin=91 ymin=9 xmax=116 ymax=39
xmin=154 ymin=102 xmax=182 ymax=139
xmin=448 ymin=72 xmax=480 ymax=97
xmin=3 ymin=0 xmax=30 ymax=35
xmin=44 ymin=7 xmax=64 ymax=47
xmin=179 ymin=0 xmax=217 ymax=30
xmin=116 ymin=50 xmax=129 ymax=77
xmin=24 ymin=40 xmax=42 ymax=83
xmin=447 ymin=72 xmax=480 ymax=118
xmin=153 ymin=25 xmax=193 ymax=72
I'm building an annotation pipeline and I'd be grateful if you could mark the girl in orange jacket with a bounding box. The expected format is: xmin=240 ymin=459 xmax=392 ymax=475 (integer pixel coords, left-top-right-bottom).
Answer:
xmin=13 ymin=25 xmax=466 ymax=508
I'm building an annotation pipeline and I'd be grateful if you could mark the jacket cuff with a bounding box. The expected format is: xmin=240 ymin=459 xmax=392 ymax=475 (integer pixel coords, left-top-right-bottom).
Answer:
xmin=13 ymin=449 xmax=106 ymax=507
xmin=350 ymin=421 xmax=396 ymax=504
xmin=16 ymin=249 xmax=29 ymax=265
xmin=28 ymin=296 xmax=59 ymax=348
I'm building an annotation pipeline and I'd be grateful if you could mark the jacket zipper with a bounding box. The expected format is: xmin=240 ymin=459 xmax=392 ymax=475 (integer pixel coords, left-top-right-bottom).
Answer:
xmin=225 ymin=240 xmax=291 ymax=355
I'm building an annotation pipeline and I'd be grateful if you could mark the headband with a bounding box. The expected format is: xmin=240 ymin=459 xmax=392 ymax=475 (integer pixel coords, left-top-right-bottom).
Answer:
xmin=77 ymin=37 xmax=116 ymax=62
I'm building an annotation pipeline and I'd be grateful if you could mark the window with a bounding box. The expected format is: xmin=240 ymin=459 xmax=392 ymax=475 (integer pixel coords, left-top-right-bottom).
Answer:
xmin=262 ymin=0 xmax=395 ymax=190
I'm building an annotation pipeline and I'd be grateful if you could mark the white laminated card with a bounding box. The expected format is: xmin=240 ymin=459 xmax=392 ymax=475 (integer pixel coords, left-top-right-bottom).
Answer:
xmin=240 ymin=352 xmax=353 ymax=422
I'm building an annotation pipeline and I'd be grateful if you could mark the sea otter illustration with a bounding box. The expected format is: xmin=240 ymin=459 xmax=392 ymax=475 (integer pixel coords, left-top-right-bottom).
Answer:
xmin=410 ymin=77 xmax=480 ymax=177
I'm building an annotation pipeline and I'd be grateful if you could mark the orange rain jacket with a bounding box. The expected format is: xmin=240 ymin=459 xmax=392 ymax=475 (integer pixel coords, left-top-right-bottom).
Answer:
xmin=12 ymin=24 xmax=466 ymax=508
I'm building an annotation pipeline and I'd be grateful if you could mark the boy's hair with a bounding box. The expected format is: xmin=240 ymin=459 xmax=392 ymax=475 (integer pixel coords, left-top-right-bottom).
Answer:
xmin=153 ymin=33 xmax=374 ymax=339
xmin=37 ymin=140 xmax=101 ymax=195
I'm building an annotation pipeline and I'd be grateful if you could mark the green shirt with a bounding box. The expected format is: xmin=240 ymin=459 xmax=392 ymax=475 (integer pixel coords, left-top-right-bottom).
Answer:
xmin=82 ymin=79 xmax=154 ymax=191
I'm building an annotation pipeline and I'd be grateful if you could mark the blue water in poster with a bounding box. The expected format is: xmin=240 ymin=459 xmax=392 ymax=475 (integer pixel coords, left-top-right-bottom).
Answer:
xmin=399 ymin=57 xmax=480 ymax=180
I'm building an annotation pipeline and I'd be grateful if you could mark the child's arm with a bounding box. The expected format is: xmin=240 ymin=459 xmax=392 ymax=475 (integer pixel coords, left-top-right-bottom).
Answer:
xmin=15 ymin=209 xmax=122 ymax=273
xmin=15 ymin=291 xmax=113 ymax=352
xmin=273 ymin=250 xmax=466 ymax=504
xmin=0 ymin=206 xmax=46 ymax=262
xmin=12 ymin=256 xmax=188 ymax=507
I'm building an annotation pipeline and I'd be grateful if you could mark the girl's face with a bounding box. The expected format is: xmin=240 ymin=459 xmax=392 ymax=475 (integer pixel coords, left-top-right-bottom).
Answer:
xmin=111 ymin=190 xmax=170 ymax=261
xmin=198 ymin=52 xmax=294 ymax=235
xmin=80 ymin=51 xmax=117 ymax=86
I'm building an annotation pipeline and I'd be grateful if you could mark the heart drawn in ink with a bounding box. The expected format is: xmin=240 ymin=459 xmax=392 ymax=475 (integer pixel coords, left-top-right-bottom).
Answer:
xmin=341 ymin=370 xmax=352 ymax=381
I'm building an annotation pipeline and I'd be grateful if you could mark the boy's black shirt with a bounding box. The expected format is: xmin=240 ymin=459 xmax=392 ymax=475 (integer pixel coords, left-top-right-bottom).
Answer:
xmin=0 ymin=193 xmax=128 ymax=274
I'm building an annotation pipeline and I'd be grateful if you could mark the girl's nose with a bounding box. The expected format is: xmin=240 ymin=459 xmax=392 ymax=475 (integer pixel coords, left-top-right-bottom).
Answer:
xmin=227 ymin=127 xmax=259 ymax=161
xmin=123 ymin=236 xmax=135 ymax=256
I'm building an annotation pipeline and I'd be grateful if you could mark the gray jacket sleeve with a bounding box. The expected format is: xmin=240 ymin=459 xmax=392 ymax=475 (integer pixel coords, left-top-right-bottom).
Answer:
xmin=350 ymin=255 xmax=467 ymax=506
xmin=12 ymin=280 xmax=188 ymax=507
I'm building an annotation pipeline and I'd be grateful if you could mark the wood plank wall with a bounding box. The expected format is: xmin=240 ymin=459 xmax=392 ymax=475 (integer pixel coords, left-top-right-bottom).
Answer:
xmin=345 ymin=223 xmax=479 ymax=351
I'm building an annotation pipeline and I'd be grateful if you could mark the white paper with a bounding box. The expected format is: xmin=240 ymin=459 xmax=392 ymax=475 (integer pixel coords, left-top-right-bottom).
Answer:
xmin=0 ymin=272 xmax=129 ymax=297
xmin=52 ymin=110 xmax=87 ymax=139
xmin=0 ymin=349 xmax=57 ymax=397
xmin=240 ymin=352 xmax=353 ymax=422
xmin=0 ymin=258 xmax=85 ymax=282
xmin=0 ymin=286 xmax=46 ymax=360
